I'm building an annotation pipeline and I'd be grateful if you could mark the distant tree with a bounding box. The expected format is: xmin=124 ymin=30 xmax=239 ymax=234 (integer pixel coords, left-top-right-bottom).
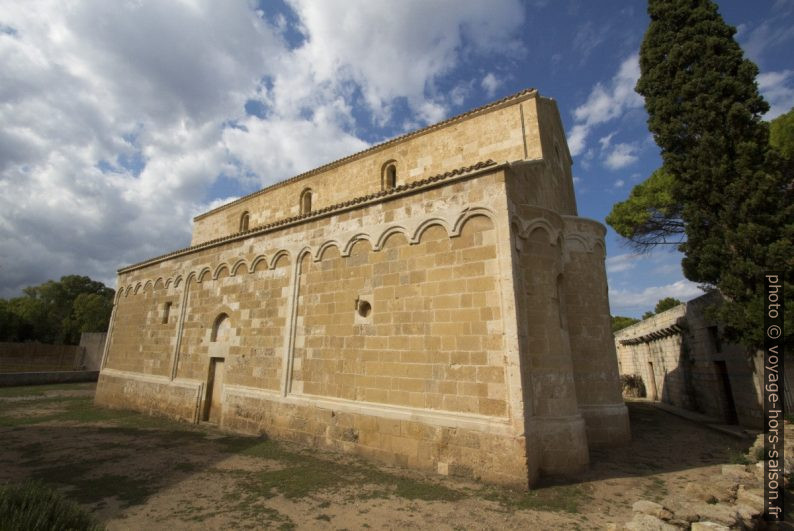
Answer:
xmin=635 ymin=0 xmax=793 ymax=348
xmin=605 ymin=168 xmax=684 ymax=252
xmin=0 ymin=275 xmax=114 ymax=345
xmin=641 ymin=311 xmax=655 ymax=320
xmin=654 ymin=297 xmax=682 ymax=314
xmin=607 ymin=108 xmax=793 ymax=254
xmin=63 ymin=293 xmax=114 ymax=344
xmin=770 ymin=107 xmax=794 ymax=161
xmin=612 ymin=315 xmax=641 ymax=333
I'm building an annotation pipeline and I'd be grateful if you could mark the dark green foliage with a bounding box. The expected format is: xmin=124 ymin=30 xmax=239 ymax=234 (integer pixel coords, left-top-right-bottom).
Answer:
xmin=0 ymin=480 xmax=103 ymax=531
xmin=0 ymin=275 xmax=114 ymax=344
xmin=607 ymin=109 xmax=793 ymax=253
xmin=612 ymin=315 xmax=640 ymax=332
xmin=636 ymin=0 xmax=793 ymax=349
xmin=770 ymin=107 xmax=794 ymax=161
xmin=642 ymin=311 xmax=655 ymax=320
xmin=654 ymin=297 xmax=682 ymax=314
xmin=606 ymin=168 xmax=684 ymax=251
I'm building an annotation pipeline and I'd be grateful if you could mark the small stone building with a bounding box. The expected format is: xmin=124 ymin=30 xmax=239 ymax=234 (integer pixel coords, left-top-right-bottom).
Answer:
xmin=95 ymin=89 xmax=630 ymax=487
xmin=614 ymin=291 xmax=767 ymax=428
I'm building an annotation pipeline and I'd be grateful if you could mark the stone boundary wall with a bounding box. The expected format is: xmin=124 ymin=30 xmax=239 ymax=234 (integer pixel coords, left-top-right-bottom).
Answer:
xmin=79 ymin=333 xmax=107 ymax=371
xmin=0 ymin=342 xmax=85 ymax=373
xmin=614 ymin=292 xmax=764 ymax=428
xmin=0 ymin=370 xmax=99 ymax=387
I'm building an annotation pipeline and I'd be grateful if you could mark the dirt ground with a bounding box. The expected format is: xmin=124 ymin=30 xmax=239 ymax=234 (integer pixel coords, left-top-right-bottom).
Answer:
xmin=0 ymin=383 xmax=755 ymax=530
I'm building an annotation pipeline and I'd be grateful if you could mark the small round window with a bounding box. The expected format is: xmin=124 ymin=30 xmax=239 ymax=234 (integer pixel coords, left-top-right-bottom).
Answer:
xmin=357 ymin=300 xmax=372 ymax=318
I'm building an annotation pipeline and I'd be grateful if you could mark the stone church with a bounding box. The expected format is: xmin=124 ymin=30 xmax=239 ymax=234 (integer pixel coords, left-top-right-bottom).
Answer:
xmin=95 ymin=88 xmax=630 ymax=487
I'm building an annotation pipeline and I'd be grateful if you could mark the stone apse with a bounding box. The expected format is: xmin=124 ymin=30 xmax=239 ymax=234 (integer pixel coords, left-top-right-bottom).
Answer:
xmin=95 ymin=89 xmax=630 ymax=487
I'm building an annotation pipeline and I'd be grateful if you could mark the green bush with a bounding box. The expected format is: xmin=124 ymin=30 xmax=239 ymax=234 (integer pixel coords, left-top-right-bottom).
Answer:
xmin=0 ymin=480 xmax=102 ymax=531
xmin=620 ymin=374 xmax=646 ymax=398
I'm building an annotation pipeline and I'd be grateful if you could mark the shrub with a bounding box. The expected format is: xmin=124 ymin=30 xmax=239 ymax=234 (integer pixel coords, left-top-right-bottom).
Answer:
xmin=620 ymin=374 xmax=646 ymax=398
xmin=0 ymin=480 xmax=102 ymax=531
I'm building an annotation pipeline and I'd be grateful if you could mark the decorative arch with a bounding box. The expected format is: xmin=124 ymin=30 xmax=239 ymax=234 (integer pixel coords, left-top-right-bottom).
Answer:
xmin=300 ymin=188 xmax=313 ymax=215
xmin=564 ymin=233 xmax=591 ymax=253
xmin=342 ymin=234 xmax=374 ymax=257
xmin=522 ymin=218 xmax=560 ymax=245
xmin=239 ymin=211 xmax=250 ymax=232
xmin=143 ymin=280 xmax=153 ymax=292
xmin=410 ymin=218 xmax=451 ymax=244
xmin=230 ymin=259 xmax=248 ymax=277
xmin=269 ymin=249 xmax=291 ymax=269
xmin=210 ymin=312 xmax=231 ymax=342
xmin=133 ymin=282 xmax=143 ymax=295
xmin=375 ymin=226 xmax=410 ymax=250
xmin=314 ymin=240 xmax=342 ymax=262
xmin=212 ymin=263 xmax=230 ymax=280
xmin=296 ymin=247 xmax=314 ymax=274
xmin=172 ymin=275 xmax=183 ymax=288
xmin=250 ymin=254 xmax=269 ymax=273
xmin=451 ymin=207 xmax=496 ymax=237
xmin=197 ymin=267 xmax=212 ymax=283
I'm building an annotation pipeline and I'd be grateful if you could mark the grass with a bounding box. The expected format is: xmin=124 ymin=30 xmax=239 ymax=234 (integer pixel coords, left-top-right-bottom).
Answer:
xmin=482 ymin=482 xmax=593 ymax=513
xmin=0 ymin=480 xmax=103 ymax=531
xmin=727 ymin=449 xmax=752 ymax=465
xmin=0 ymin=382 xmax=659 ymax=525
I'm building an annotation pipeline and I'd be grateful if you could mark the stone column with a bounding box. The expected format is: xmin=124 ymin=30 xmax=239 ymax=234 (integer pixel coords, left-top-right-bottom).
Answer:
xmin=511 ymin=207 xmax=590 ymax=476
xmin=562 ymin=216 xmax=631 ymax=446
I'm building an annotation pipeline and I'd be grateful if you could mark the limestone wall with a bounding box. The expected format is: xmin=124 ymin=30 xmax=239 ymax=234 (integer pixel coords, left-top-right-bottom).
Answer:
xmin=99 ymin=164 xmax=536 ymax=486
xmin=78 ymin=332 xmax=106 ymax=371
xmin=190 ymin=90 xmax=564 ymax=245
xmin=97 ymin=91 xmax=629 ymax=487
xmin=614 ymin=292 xmax=763 ymax=428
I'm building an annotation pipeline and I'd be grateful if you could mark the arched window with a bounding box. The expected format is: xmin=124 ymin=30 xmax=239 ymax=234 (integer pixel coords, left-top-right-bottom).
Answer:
xmin=300 ymin=188 xmax=312 ymax=214
xmin=239 ymin=211 xmax=249 ymax=232
xmin=211 ymin=313 xmax=230 ymax=342
xmin=382 ymin=161 xmax=397 ymax=190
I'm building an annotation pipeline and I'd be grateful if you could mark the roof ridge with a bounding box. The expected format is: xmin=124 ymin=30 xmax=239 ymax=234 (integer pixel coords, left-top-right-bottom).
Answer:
xmin=193 ymin=88 xmax=537 ymax=221
xmin=119 ymin=159 xmax=500 ymax=273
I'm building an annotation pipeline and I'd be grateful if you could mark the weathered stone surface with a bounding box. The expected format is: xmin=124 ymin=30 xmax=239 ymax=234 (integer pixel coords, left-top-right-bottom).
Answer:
xmin=632 ymin=500 xmax=673 ymax=520
xmin=736 ymin=485 xmax=764 ymax=513
xmin=690 ymin=522 xmax=729 ymax=531
xmin=689 ymin=503 xmax=739 ymax=527
xmin=623 ymin=513 xmax=678 ymax=531
xmin=94 ymin=89 xmax=630 ymax=488
xmin=720 ymin=464 xmax=752 ymax=481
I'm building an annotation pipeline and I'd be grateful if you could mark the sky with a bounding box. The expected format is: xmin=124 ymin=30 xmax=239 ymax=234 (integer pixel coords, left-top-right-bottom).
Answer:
xmin=0 ymin=0 xmax=792 ymax=318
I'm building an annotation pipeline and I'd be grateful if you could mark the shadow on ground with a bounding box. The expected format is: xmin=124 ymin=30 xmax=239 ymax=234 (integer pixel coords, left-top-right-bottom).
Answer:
xmin=537 ymin=400 xmax=752 ymax=489
xmin=0 ymin=383 xmax=772 ymax=529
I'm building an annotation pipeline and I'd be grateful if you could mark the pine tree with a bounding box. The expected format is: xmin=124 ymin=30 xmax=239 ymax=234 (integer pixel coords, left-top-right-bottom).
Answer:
xmin=636 ymin=0 xmax=793 ymax=348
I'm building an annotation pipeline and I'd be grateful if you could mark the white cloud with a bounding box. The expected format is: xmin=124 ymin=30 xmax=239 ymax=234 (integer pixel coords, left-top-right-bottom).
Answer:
xmin=598 ymin=132 xmax=615 ymax=150
xmin=481 ymin=73 xmax=502 ymax=98
xmin=609 ymin=280 xmax=704 ymax=315
xmin=0 ymin=0 xmax=526 ymax=296
xmin=606 ymin=253 xmax=640 ymax=274
xmin=604 ymin=142 xmax=639 ymax=170
xmin=284 ymin=0 xmax=525 ymax=125
xmin=740 ymin=20 xmax=794 ymax=65
xmin=567 ymin=53 xmax=643 ymax=156
xmin=613 ymin=178 xmax=625 ymax=188
xmin=758 ymin=70 xmax=794 ymax=119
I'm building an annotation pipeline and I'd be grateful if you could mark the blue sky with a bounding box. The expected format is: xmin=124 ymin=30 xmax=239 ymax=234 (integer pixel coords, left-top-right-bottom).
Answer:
xmin=0 ymin=0 xmax=792 ymax=318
